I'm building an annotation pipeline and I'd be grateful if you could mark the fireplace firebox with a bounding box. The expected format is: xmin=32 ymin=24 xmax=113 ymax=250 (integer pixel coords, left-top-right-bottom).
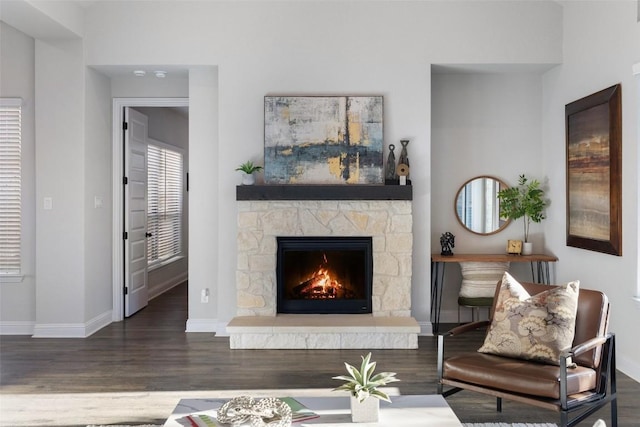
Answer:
xmin=276 ymin=236 xmax=373 ymax=314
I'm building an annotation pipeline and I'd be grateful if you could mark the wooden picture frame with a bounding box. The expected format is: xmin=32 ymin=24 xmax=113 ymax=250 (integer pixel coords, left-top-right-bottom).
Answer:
xmin=565 ymin=84 xmax=622 ymax=256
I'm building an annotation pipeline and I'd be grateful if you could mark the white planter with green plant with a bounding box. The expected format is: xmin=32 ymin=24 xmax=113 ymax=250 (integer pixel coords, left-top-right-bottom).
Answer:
xmin=236 ymin=161 xmax=263 ymax=185
xmin=497 ymin=174 xmax=547 ymax=255
xmin=332 ymin=352 xmax=400 ymax=423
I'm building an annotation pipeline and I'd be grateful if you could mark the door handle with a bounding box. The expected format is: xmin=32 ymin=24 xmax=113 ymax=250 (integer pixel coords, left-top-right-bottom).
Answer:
xmin=145 ymin=232 xmax=153 ymax=238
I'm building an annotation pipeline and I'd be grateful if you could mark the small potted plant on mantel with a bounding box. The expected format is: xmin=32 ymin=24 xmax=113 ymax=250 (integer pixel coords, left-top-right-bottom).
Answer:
xmin=497 ymin=174 xmax=547 ymax=255
xmin=332 ymin=352 xmax=400 ymax=423
xmin=235 ymin=160 xmax=263 ymax=185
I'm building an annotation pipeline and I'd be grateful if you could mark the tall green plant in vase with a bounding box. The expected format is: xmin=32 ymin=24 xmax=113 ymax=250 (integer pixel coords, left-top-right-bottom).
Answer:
xmin=497 ymin=174 xmax=547 ymax=254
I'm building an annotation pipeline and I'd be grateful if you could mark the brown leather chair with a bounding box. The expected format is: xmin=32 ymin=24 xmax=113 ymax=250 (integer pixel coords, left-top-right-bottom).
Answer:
xmin=437 ymin=281 xmax=617 ymax=427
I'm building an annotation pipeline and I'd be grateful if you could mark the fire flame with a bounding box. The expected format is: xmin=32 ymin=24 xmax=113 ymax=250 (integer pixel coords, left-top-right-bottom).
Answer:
xmin=293 ymin=255 xmax=346 ymax=299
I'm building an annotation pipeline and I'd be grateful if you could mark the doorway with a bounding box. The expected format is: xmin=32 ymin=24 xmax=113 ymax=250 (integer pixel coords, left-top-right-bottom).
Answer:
xmin=112 ymin=98 xmax=189 ymax=322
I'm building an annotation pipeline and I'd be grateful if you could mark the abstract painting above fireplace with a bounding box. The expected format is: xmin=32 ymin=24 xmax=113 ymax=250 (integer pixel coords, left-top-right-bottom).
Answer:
xmin=264 ymin=96 xmax=384 ymax=184
xmin=277 ymin=236 xmax=373 ymax=314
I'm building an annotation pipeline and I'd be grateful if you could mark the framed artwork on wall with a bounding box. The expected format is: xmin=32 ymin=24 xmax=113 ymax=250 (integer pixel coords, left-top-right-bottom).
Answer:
xmin=565 ymin=83 xmax=622 ymax=256
xmin=264 ymin=96 xmax=384 ymax=184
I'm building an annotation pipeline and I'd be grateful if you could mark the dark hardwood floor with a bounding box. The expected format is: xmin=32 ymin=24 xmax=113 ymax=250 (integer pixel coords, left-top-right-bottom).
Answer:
xmin=1 ymin=282 xmax=637 ymax=426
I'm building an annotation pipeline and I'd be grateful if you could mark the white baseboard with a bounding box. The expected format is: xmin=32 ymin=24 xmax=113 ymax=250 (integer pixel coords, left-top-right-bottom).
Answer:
xmin=216 ymin=321 xmax=230 ymax=336
xmin=617 ymin=353 xmax=640 ymax=383
xmin=85 ymin=310 xmax=113 ymax=336
xmin=418 ymin=320 xmax=433 ymax=336
xmin=0 ymin=320 xmax=35 ymax=335
xmin=185 ymin=318 xmax=218 ymax=333
xmin=148 ymin=272 xmax=188 ymax=300
xmin=33 ymin=323 xmax=89 ymax=338
xmin=32 ymin=310 xmax=112 ymax=338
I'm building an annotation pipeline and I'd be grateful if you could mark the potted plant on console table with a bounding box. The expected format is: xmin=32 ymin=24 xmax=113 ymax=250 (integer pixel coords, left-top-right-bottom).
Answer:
xmin=332 ymin=352 xmax=400 ymax=423
xmin=235 ymin=160 xmax=263 ymax=185
xmin=497 ymin=174 xmax=547 ymax=255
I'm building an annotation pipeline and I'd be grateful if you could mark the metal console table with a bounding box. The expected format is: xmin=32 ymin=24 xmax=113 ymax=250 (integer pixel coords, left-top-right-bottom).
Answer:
xmin=430 ymin=253 xmax=558 ymax=334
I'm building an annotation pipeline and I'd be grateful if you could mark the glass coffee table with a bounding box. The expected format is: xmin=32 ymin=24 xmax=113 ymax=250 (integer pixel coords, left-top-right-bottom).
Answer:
xmin=163 ymin=394 xmax=462 ymax=426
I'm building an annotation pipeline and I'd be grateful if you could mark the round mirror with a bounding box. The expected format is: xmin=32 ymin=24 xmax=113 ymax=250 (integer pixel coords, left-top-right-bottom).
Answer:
xmin=455 ymin=176 xmax=510 ymax=235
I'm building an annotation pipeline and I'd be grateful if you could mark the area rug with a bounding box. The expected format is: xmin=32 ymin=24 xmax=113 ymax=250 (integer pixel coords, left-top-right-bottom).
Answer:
xmin=87 ymin=424 xmax=558 ymax=427
xmin=2 ymin=388 xmax=338 ymax=427
xmin=3 ymin=388 xmax=560 ymax=427
xmin=462 ymin=424 xmax=558 ymax=427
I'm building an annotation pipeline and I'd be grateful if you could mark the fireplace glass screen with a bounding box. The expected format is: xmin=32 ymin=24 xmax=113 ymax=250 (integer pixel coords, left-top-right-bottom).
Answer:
xmin=276 ymin=236 xmax=373 ymax=314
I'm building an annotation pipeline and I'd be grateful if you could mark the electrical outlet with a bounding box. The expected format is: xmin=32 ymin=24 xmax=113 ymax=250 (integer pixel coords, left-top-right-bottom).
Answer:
xmin=201 ymin=288 xmax=209 ymax=303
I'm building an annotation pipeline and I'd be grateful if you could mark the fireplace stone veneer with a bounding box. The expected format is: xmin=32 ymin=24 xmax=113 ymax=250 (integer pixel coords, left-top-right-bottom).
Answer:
xmin=229 ymin=196 xmax=418 ymax=349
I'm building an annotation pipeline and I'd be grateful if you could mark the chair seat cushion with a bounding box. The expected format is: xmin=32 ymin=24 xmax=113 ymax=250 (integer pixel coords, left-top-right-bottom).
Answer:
xmin=443 ymin=353 xmax=597 ymax=399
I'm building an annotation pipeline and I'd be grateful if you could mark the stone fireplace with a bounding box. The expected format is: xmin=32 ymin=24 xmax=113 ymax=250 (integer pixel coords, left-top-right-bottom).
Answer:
xmin=227 ymin=185 xmax=419 ymax=349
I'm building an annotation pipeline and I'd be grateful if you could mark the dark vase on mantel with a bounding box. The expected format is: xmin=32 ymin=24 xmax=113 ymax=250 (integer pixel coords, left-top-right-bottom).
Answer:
xmin=385 ymin=144 xmax=397 ymax=182
xmin=398 ymin=139 xmax=410 ymax=178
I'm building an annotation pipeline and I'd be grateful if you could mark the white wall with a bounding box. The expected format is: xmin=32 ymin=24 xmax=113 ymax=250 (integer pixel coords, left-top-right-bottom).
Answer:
xmin=0 ymin=23 xmax=36 ymax=332
xmin=0 ymin=0 xmax=84 ymax=40
xmin=0 ymin=0 xmax=564 ymax=333
xmin=431 ymin=71 xmax=547 ymax=319
xmin=110 ymin=74 xmax=189 ymax=99
xmin=541 ymin=0 xmax=640 ymax=381
xmin=5 ymin=0 xmax=638 ymax=379
xmin=134 ymin=107 xmax=188 ymax=152
xmin=83 ymin=1 xmax=562 ymax=66
xmin=188 ymin=67 xmax=219 ymax=332
xmin=84 ymin=67 xmax=113 ymax=327
xmin=79 ymin=0 xmax=563 ymax=334
xmin=33 ymin=37 xmax=87 ymax=336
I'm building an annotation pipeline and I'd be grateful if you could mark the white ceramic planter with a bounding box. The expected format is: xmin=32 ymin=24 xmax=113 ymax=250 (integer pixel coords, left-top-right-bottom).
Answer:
xmin=241 ymin=173 xmax=256 ymax=185
xmin=522 ymin=241 xmax=533 ymax=255
xmin=350 ymin=396 xmax=379 ymax=423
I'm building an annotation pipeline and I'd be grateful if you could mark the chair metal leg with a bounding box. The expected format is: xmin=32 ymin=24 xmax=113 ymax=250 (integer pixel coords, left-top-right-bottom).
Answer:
xmin=610 ymin=334 xmax=618 ymax=427
xmin=437 ymin=334 xmax=444 ymax=394
xmin=560 ymin=411 xmax=568 ymax=427
xmin=496 ymin=397 xmax=502 ymax=412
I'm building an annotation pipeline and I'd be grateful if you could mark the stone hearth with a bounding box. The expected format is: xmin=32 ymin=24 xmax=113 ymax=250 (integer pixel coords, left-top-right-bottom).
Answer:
xmin=229 ymin=185 xmax=418 ymax=349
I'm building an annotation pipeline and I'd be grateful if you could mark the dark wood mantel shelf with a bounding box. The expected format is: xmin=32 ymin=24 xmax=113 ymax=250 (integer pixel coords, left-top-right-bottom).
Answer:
xmin=236 ymin=184 xmax=412 ymax=201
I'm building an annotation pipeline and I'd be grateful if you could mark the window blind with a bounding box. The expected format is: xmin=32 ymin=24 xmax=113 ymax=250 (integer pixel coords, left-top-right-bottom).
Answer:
xmin=147 ymin=143 xmax=182 ymax=266
xmin=0 ymin=99 xmax=22 ymax=276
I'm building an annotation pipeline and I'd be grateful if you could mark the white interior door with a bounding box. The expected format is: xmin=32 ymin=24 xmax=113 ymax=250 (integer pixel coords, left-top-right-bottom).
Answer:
xmin=124 ymin=107 xmax=149 ymax=317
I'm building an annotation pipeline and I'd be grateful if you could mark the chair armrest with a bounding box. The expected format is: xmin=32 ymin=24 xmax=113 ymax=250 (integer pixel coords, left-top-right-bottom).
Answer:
xmin=566 ymin=333 xmax=611 ymax=357
xmin=558 ymin=333 xmax=615 ymax=409
xmin=440 ymin=320 xmax=490 ymax=337
xmin=437 ymin=320 xmax=490 ymax=391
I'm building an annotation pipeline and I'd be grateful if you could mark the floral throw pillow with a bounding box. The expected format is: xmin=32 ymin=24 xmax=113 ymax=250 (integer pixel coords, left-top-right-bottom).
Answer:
xmin=478 ymin=272 xmax=580 ymax=365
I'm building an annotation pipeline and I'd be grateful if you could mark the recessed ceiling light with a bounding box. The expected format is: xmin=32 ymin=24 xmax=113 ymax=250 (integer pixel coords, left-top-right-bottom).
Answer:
xmin=154 ymin=71 xmax=167 ymax=78
xmin=133 ymin=70 xmax=146 ymax=77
